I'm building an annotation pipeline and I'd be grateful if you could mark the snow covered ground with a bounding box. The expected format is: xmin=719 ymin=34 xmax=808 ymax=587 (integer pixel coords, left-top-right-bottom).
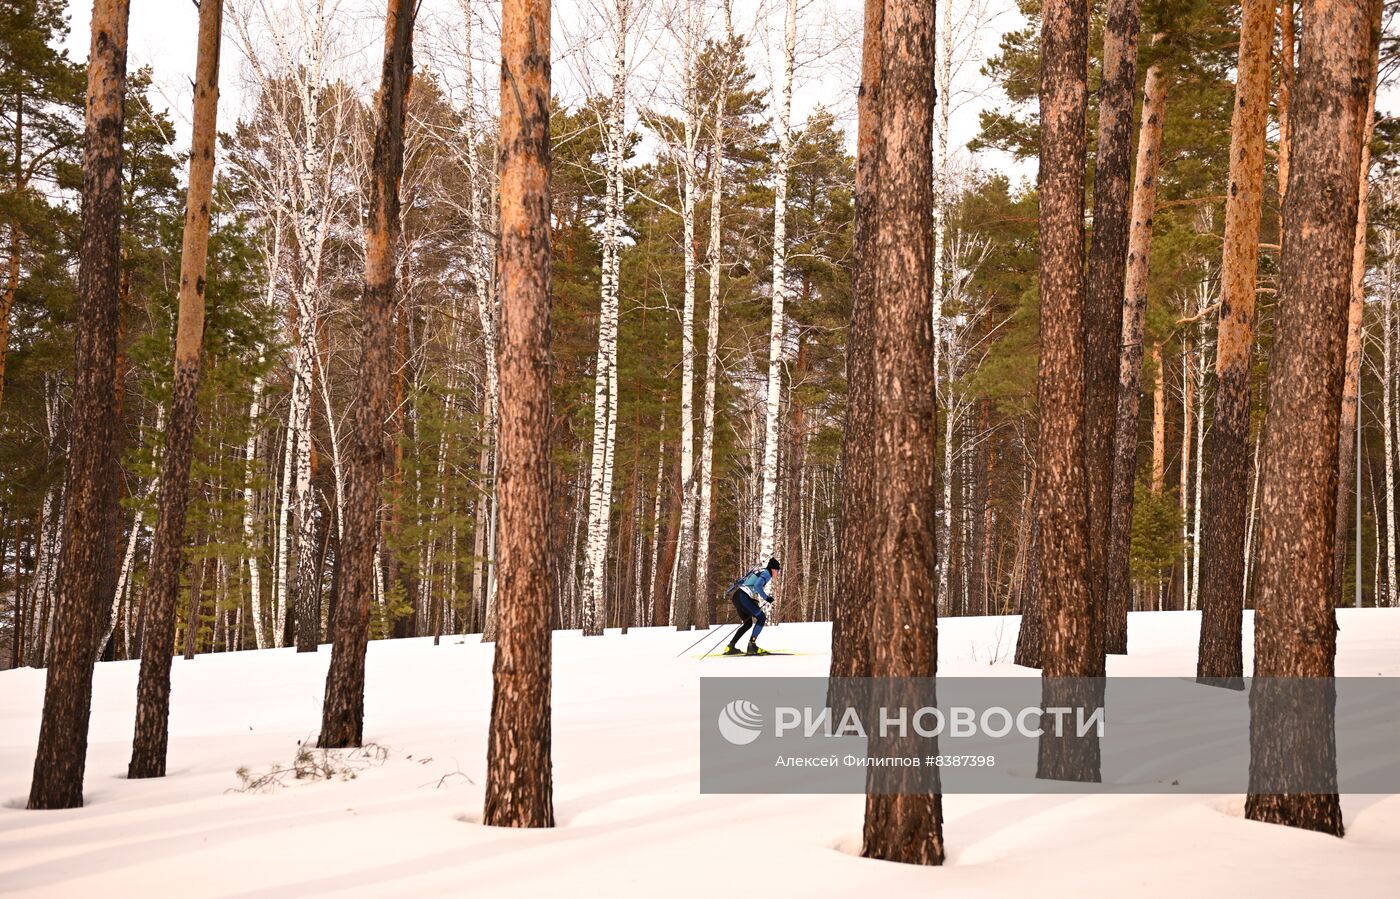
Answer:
xmin=3 ymin=610 xmax=1399 ymax=897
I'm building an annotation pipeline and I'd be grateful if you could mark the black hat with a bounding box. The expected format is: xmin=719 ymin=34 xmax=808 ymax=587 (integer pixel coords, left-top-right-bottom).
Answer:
xmin=767 ymin=558 xmax=782 ymax=572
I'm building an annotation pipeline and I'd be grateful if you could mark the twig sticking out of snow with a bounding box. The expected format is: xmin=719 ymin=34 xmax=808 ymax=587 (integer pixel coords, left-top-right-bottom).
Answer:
xmin=230 ymin=740 xmax=390 ymax=794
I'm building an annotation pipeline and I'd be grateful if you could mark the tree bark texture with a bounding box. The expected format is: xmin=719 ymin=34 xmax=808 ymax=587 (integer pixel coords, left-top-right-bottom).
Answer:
xmin=318 ymin=0 xmax=416 ymax=749
xmin=483 ymin=0 xmax=555 ymax=828
xmin=1083 ymin=0 xmax=1140 ymax=661
xmin=1197 ymin=0 xmax=1275 ymax=684
xmin=1331 ymin=0 xmax=1382 ymax=599
xmin=128 ymin=0 xmax=224 ymax=778
xmin=1104 ymin=51 xmax=1167 ymax=655
xmin=1245 ymin=0 xmax=1372 ymax=838
xmin=27 ymin=0 xmax=131 ymax=811
xmin=1032 ymin=0 xmax=1099 ymax=783
xmin=829 ymin=0 xmax=883 ymax=689
xmin=859 ymin=0 xmax=944 ymax=867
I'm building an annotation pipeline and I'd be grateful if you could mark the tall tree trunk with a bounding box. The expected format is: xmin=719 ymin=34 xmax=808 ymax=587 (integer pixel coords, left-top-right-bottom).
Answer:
xmin=1033 ymin=0 xmax=1099 ymax=782
xmin=483 ymin=0 xmax=555 ymax=828
xmin=1277 ymin=0 xmax=1295 ymax=202
xmin=860 ymin=0 xmax=943 ymax=866
xmin=1384 ymin=246 xmax=1399 ymax=606
xmin=128 ymin=0 xmax=224 ymax=778
xmin=1196 ymin=0 xmax=1276 ymax=684
xmin=243 ymin=371 xmax=266 ymax=649
xmin=1105 ymin=50 xmax=1168 ymax=654
xmin=0 ymin=94 xmax=23 ymax=408
xmin=1083 ymin=0 xmax=1141 ymax=654
xmin=581 ymin=4 xmax=628 ymax=635
xmin=651 ymin=449 xmax=681 ymax=625
xmin=694 ymin=11 xmax=730 ymax=619
xmin=1179 ymin=323 xmax=1195 ymax=610
xmin=1245 ymin=0 xmax=1372 ymax=837
xmin=783 ymin=339 xmax=807 ymax=618
xmin=672 ymin=0 xmax=703 ymax=632
xmin=1149 ymin=342 xmax=1166 ymax=494
xmin=27 ymin=0 xmax=131 ymax=810
xmin=317 ymin=0 xmax=415 ymax=749
xmin=1332 ymin=0 xmax=1382 ymax=599
xmin=273 ymin=415 xmax=295 ymax=645
xmin=829 ymin=0 xmax=883 ymax=688
xmin=758 ymin=0 xmax=796 ymax=562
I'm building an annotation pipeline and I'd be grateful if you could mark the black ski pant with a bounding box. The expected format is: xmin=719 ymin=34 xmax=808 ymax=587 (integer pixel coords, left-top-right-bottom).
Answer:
xmin=729 ymin=590 xmax=766 ymax=644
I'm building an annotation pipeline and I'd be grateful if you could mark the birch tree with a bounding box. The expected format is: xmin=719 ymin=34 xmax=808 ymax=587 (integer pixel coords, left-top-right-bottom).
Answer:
xmin=758 ymin=0 xmax=797 ymax=562
xmin=229 ymin=0 xmax=351 ymax=651
xmin=667 ymin=0 xmax=707 ymax=630
xmin=576 ymin=0 xmax=636 ymax=635
xmin=695 ymin=1 xmax=739 ymax=618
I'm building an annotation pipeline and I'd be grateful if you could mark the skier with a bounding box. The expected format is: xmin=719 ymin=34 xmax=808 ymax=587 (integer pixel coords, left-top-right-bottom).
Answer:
xmin=724 ymin=558 xmax=781 ymax=655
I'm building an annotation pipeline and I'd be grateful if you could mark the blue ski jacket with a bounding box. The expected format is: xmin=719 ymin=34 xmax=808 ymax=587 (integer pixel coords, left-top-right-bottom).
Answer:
xmin=737 ymin=568 xmax=773 ymax=602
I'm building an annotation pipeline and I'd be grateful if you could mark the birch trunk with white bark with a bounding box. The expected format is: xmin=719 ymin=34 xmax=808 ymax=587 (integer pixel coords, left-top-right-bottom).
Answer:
xmin=758 ymin=0 xmax=796 ymax=563
xmin=581 ymin=1 xmax=629 ymax=634
xmin=671 ymin=0 xmax=704 ymax=630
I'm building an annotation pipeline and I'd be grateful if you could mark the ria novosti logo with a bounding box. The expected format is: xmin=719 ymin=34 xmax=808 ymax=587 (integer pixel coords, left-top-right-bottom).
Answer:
xmin=717 ymin=699 xmax=764 ymax=745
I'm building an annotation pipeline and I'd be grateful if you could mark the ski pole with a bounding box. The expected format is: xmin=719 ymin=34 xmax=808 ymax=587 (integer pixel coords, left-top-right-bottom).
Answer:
xmin=675 ymin=619 xmax=739 ymax=658
xmin=694 ymin=622 xmax=741 ymax=658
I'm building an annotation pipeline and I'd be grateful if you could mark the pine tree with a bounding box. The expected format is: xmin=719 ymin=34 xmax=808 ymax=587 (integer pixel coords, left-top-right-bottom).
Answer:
xmin=318 ymin=0 xmax=416 ymax=749
xmin=830 ymin=0 xmax=884 ymax=691
xmin=859 ymin=0 xmax=943 ymax=866
xmin=1245 ymin=0 xmax=1374 ymax=837
xmin=128 ymin=0 xmax=225 ymax=778
xmin=1083 ymin=0 xmax=1140 ymax=655
xmin=1196 ymin=0 xmax=1275 ymax=685
xmin=1032 ymin=0 xmax=1098 ymax=782
xmin=27 ymin=0 xmax=131 ymax=810
xmin=483 ymin=0 xmax=555 ymax=829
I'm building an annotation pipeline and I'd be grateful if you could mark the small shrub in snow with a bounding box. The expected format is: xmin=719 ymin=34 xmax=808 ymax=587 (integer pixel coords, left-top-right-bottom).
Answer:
xmin=232 ymin=741 xmax=390 ymax=793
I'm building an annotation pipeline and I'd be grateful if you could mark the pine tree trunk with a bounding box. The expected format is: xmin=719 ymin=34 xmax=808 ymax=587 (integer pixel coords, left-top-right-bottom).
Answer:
xmin=0 ymin=95 xmax=23 ymax=409
xmin=27 ymin=0 xmax=131 ymax=810
xmin=1083 ymin=0 xmax=1140 ymax=648
xmin=1104 ymin=52 xmax=1167 ymax=655
xmin=483 ymin=0 xmax=555 ymax=828
xmin=859 ymin=0 xmax=943 ymax=865
xmin=317 ymin=0 xmax=414 ymax=749
xmin=1245 ymin=0 xmax=1373 ymax=837
xmin=1032 ymin=0 xmax=1100 ymax=785
xmin=1332 ymin=0 xmax=1382 ymax=598
xmin=1277 ymin=0 xmax=1295 ymax=202
xmin=829 ymin=0 xmax=883 ymax=689
xmin=128 ymin=0 xmax=224 ymax=778
xmin=1196 ymin=0 xmax=1275 ymax=684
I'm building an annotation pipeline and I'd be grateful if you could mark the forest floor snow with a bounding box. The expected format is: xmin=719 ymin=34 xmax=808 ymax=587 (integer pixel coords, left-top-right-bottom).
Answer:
xmin=3 ymin=610 xmax=1400 ymax=897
